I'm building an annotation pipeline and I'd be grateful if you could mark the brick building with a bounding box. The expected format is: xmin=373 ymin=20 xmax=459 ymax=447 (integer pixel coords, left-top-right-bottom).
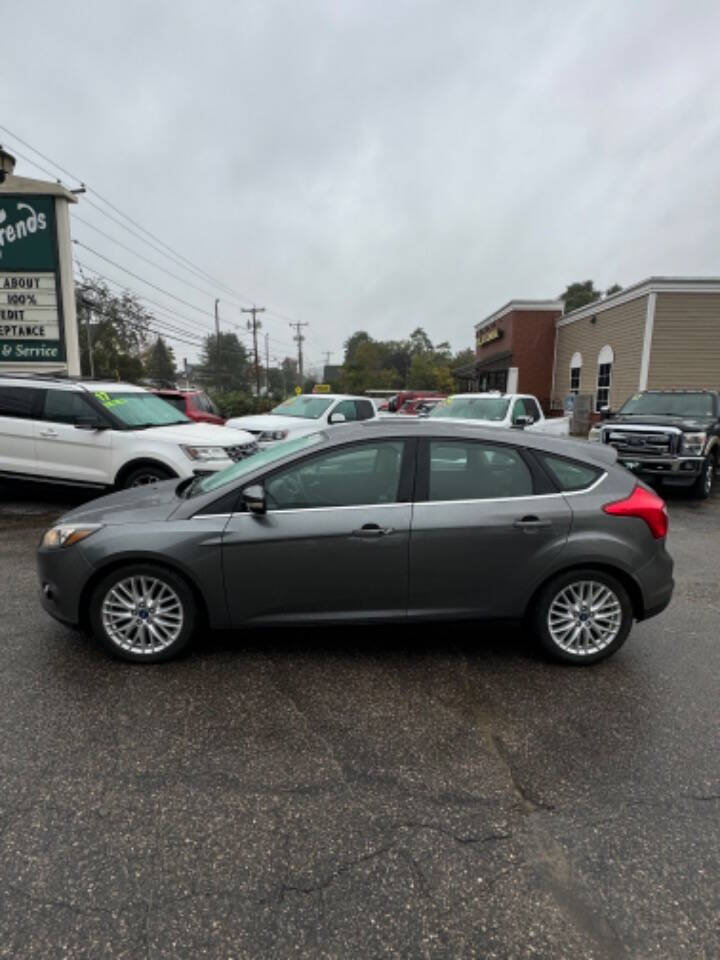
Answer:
xmin=456 ymin=301 xmax=562 ymax=411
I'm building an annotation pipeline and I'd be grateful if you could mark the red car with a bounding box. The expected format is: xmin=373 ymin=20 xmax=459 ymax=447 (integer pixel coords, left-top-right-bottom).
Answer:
xmin=152 ymin=389 xmax=225 ymax=425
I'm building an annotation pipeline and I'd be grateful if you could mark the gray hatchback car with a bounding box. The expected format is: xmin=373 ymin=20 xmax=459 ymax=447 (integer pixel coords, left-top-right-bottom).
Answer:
xmin=37 ymin=420 xmax=674 ymax=665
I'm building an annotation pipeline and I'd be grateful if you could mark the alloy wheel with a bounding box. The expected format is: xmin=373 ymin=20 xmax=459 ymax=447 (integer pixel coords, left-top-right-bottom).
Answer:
xmin=547 ymin=580 xmax=622 ymax=656
xmin=101 ymin=575 xmax=184 ymax=655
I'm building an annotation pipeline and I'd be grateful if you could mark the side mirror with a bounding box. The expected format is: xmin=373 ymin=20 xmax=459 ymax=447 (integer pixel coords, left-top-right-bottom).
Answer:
xmin=75 ymin=417 xmax=106 ymax=431
xmin=328 ymin=412 xmax=346 ymax=424
xmin=513 ymin=415 xmax=534 ymax=428
xmin=241 ymin=483 xmax=266 ymax=515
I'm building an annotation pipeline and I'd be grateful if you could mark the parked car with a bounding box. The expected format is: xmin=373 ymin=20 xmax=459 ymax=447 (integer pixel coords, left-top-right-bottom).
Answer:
xmin=152 ymin=389 xmax=225 ymax=425
xmin=428 ymin=392 xmax=570 ymax=436
xmin=386 ymin=390 xmax=445 ymax=413
xmin=0 ymin=375 xmax=258 ymax=489
xmin=589 ymin=389 xmax=720 ymax=499
xmin=38 ymin=419 xmax=673 ymax=665
xmin=397 ymin=396 xmax=446 ymax=415
xmin=225 ymin=393 xmax=377 ymax=445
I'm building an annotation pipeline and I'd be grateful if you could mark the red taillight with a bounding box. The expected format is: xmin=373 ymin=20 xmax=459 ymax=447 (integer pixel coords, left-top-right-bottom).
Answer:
xmin=603 ymin=485 xmax=668 ymax=539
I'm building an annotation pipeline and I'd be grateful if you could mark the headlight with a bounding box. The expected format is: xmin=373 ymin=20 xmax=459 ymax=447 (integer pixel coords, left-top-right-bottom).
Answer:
xmin=259 ymin=430 xmax=289 ymax=441
xmin=181 ymin=445 xmax=230 ymax=461
xmin=681 ymin=432 xmax=706 ymax=456
xmin=588 ymin=426 xmax=603 ymax=443
xmin=41 ymin=524 xmax=102 ymax=549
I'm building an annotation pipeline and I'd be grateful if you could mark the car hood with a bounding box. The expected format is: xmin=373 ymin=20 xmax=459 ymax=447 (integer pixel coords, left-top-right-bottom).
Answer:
xmin=136 ymin=422 xmax=254 ymax=445
xmin=225 ymin=414 xmax=319 ymax=432
xmin=605 ymin=414 xmax=715 ymax=432
xmin=59 ymin=479 xmax=182 ymax=526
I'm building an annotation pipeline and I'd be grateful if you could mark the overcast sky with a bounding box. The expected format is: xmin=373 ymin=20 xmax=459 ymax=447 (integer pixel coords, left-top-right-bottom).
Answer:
xmin=3 ymin=0 xmax=720 ymax=370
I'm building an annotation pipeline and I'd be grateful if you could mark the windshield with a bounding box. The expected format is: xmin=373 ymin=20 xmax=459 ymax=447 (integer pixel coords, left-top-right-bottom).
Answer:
xmin=94 ymin=391 xmax=190 ymax=427
xmin=270 ymin=396 xmax=333 ymax=419
xmin=618 ymin=393 xmax=715 ymax=417
xmin=192 ymin=432 xmax=325 ymax=496
xmin=429 ymin=396 xmax=511 ymax=421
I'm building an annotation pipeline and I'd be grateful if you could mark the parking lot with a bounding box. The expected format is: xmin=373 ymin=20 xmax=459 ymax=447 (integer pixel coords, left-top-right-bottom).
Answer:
xmin=1 ymin=480 xmax=719 ymax=960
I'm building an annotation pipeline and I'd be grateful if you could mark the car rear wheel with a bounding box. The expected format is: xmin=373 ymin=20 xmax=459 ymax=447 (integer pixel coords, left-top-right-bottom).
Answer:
xmin=532 ymin=569 xmax=633 ymax=665
xmin=89 ymin=564 xmax=196 ymax=663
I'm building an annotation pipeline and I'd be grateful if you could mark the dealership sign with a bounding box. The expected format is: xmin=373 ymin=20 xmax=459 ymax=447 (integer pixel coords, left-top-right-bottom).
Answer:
xmin=0 ymin=194 xmax=65 ymax=362
xmin=477 ymin=325 xmax=503 ymax=348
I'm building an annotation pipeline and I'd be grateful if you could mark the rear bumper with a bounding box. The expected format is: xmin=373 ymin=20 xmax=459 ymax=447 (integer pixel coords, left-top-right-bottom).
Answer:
xmin=634 ymin=546 xmax=675 ymax=621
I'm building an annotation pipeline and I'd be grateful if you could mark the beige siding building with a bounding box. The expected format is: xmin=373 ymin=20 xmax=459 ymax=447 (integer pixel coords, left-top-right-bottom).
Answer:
xmin=552 ymin=278 xmax=720 ymax=412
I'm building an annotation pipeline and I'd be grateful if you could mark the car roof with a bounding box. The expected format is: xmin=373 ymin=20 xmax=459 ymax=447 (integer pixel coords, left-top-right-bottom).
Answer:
xmin=318 ymin=419 xmax=617 ymax=468
xmin=152 ymin=388 xmax=200 ymax=396
xmin=0 ymin=375 xmax=148 ymax=393
xmin=289 ymin=393 xmax=371 ymax=401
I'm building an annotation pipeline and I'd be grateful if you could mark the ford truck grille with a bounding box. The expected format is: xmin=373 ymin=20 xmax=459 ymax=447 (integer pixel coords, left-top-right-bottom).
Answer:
xmin=604 ymin=430 xmax=676 ymax=456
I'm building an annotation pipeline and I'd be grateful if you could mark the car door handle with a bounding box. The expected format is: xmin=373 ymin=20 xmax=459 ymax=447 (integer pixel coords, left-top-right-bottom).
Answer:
xmin=39 ymin=429 xmax=59 ymax=438
xmin=513 ymin=516 xmax=552 ymax=529
xmin=351 ymin=523 xmax=395 ymax=538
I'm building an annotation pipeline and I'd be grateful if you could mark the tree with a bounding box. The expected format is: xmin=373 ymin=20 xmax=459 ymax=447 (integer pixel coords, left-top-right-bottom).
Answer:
xmin=408 ymin=327 xmax=434 ymax=355
xmin=451 ymin=347 xmax=476 ymax=391
xmin=76 ymin=277 xmax=152 ymax=382
xmin=144 ymin=336 xmax=176 ymax=384
xmin=605 ymin=283 xmax=623 ymax=297
xmin=197 ymin=331 xmax=250 ymax=392
xmin=560 ymin=280 xmax=601 ymax=313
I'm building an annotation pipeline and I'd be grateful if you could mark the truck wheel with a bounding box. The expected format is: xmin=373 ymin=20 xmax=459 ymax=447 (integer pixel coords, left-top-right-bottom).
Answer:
xmin=690 ymin=456 xmax=714 ymax=500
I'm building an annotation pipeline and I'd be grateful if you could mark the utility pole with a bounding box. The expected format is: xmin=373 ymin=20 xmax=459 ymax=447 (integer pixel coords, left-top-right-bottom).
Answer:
xmin=214 ymin=298 xmax=221 ymax=389
xmin=85 ymin=310 xmax=95 ymax=379
xmin=322 ymin=351 xmax=332 ymax=380
xmin=264 ymin=332 xmax=270 ymax=396
xmin=242 ymin=305 xmax=266 ymax=396
xmin=289 ymin=321 xmax=309 ymax=386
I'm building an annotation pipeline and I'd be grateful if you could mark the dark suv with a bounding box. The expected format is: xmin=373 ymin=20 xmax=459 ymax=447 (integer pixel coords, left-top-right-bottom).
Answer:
xmin=590 ymin=389 xmax=720 ymax=498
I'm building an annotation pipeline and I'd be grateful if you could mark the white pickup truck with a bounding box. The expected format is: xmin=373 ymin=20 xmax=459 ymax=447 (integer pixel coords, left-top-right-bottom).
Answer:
xmin=426 ymin=392 xmax=570 ymax=436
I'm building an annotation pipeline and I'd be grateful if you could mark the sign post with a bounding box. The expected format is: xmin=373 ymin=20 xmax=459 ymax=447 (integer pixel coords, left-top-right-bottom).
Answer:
xmin=0 ymin=148 xmax=80 ymax=375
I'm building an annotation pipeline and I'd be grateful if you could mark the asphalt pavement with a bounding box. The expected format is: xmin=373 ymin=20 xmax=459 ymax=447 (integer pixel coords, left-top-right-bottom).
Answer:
xmin=0 ymin=479 xmax=719 ymax=959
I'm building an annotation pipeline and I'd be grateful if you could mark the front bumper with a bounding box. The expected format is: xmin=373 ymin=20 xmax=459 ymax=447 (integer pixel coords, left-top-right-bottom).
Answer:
xmin=37 ymin=545 xmax=95 ymax=628
xmin=618 ymin=455 xmax=704 ymax=486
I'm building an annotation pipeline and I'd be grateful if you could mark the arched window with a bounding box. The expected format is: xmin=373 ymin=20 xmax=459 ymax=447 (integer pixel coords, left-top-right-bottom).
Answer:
xmin=569 ymin=352 xmax=582 ymax=394
xmin=596 ymin=345 xmax=614 ymax=412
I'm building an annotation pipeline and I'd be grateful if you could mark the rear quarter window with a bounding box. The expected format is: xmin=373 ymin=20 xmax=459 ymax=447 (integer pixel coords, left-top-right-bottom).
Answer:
xmin=538 ymin=453 xmax=602 ymax=491
xmin=0 ymin=386 xmax=40 ymax=419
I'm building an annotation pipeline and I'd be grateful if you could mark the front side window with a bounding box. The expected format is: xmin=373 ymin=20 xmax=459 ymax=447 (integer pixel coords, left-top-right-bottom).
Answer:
xmin=331 ymin=399 xmax=357 ymax=422
xmin=512 ymin=398 xmax=541 ymax=423
xmin=0 ymin=386 xmax=40 ymax=419
xmin=429 ymin=396 xmax=510 ymax=421
xmin=42 ymin=390 xmax=103 ymax=425
xmin=265 ymin=441 xmax=404 ymax=510
xmin=194 ymin=433 xmax=324 ymax=496
xmin=355 ymin=400 xmax=375 ymax=420
xmin=427 ymin=441 xmax=533 ymax=501
xmin=159 ymin=394 xmax=187 ymax=413
xmin=270 ymin=395 xmax=333 ymax=419
xmin=93 ymin=391 xmax=190 ymax=427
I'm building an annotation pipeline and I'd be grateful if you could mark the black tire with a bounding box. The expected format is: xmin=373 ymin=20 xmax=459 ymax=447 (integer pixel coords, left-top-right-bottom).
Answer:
xmin=120 ymin=463 xmax=175 ymax=489
xmin=531 ymin=568 xmax=633 ymax=665
xmin=690 ymin=456 xmax=714 ymax=500
xmin=89 ymin=563 xmax=196 ymax=663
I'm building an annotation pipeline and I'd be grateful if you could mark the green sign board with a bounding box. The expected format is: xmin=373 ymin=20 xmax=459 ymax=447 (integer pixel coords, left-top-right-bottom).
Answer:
xmin=0 ymin=193 xmax=64 ymax=363
xmin=0 ymin=195 xmax=57 ymax=271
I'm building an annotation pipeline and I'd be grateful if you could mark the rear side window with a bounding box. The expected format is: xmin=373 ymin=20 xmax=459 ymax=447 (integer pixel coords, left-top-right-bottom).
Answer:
xmin=355 ymin=400 xmax=375 ymax=420
xmin=538 ymin=453 xmax=602 ymax=491
xmin=428 ymin=441 xmax=533 ymax=501
xmin=0 ymin=386 xmax=40 ymax=419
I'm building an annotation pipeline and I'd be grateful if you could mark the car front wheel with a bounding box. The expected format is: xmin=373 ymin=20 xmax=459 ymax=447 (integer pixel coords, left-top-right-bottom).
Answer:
xmin=89 ymin=564 xmax=196 ymax=663
xmin=690 ymin=455 xmax=714 ymax=500
xmin=532 ymin=569 xmax=633 ymax=665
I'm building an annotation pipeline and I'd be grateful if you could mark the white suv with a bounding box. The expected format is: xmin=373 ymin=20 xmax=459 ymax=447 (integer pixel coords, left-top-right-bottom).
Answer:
xmin=226 ymin=393 xmax=378 ymax=446
xmin=0 ymin=376 xmax=258 ymax=489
